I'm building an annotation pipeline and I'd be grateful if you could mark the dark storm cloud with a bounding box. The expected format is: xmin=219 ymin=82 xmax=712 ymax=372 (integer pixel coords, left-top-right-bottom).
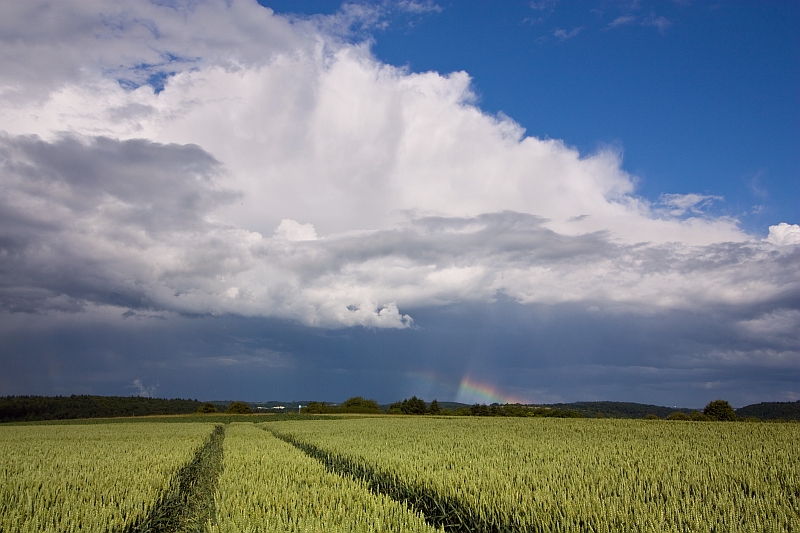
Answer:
xmin=1 ymin=300 xmax=797 ymax=406
xmin=0 ymin=133 xmax=236 ymax=313
xmin=1 ymin=134 xmax=229 ymax=230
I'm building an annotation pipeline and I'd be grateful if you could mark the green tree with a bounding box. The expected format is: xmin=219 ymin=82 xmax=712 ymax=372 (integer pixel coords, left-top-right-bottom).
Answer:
xmin=302 ymin=401 xmax=330 ymax=414
xmin=340 ymin=396 xmax=383 ymax=413
xmin=405 ymin=396 xmax=427 ymax=414
xmin=470 ymin=404 xmax=490 ymax=416
xmin=703 ymin=399 xmax=736 ymax=421
xmin=196 ymin=402 xmax=217 ymax=413
xmin=429 ymin=399 xmax=441 ymax=415
xmin=225 ymin=401 xmax=253 ymax=414
xmin=389 ymin=396 xmax=427 ymax=415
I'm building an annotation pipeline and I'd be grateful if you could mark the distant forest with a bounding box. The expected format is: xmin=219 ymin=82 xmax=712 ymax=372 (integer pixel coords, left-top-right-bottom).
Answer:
xmin=302 ymin=397 xmax=383 ymax=414
xmin=548 ymin=402 xmax=695 ymax=419
xmin=735 ymin=400 xmax=800 ymax=421
xmin=0 ymin=395 xmax=202 ymax=423
xmin=2 ymin=395 xmax=798 ymax=423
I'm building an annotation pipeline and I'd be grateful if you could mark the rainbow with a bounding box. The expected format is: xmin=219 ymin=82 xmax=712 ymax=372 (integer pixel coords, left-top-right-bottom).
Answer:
xmin=456 ymin=376 xmax=530 ymax=405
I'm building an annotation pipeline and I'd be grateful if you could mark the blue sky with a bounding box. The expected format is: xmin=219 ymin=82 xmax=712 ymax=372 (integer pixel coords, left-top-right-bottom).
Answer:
xmin=0 ymin=0 xmax=797 ymax=407
xmin=268 ymin=0 xmax=799 ymax=234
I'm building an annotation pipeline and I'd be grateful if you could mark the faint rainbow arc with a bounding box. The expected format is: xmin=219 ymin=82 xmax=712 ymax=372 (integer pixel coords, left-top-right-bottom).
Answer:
xmin=456 ymin=376 xmax=530 ymax=405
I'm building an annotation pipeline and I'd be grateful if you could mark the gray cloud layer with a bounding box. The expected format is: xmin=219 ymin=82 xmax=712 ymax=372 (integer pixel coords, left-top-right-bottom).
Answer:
xmin=0 ymin=134 xmax=233 ymax=313
xmin=2 ymin=132 xmax=797 ymax=331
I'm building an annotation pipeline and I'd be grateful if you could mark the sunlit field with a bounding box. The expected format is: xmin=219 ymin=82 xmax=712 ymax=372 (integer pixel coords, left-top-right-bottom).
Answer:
xmin=0 ymin=423 xmax=214 ymax=532
xmin=1 ymin=416 xmax=797 ymax=532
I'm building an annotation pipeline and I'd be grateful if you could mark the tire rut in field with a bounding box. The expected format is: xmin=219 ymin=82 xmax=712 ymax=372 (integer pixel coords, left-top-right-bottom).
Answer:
xmin=126 ymin=425 xmax=225 ymax=533
xmin=269 ymin=429 xmax=516 ymax=533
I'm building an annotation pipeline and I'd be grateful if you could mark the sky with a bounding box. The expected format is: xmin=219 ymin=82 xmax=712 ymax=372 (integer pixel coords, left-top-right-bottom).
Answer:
xmin=0 ymin=0 xmax=798 ymax=408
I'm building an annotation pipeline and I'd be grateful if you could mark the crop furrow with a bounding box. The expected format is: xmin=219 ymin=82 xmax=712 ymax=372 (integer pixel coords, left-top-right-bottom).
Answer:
xmin=269 ymin=429 xmax=508 ymax=533
xmin=126 ymin=425 xmax=225 ymax=533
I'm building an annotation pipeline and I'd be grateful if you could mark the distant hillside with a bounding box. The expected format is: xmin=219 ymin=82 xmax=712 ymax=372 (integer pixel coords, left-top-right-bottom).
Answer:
xmin=0 ymin=395 xmax=203 ymax=423
xmin=546 ymin=402 xmax=695 ymax=419
xmin=378 ymin=399 xmax=696 ymax=418
xmin=736 ymin=401 xmax=800 ymax=421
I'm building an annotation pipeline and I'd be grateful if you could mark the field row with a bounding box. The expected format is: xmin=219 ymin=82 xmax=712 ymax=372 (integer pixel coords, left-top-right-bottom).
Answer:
xmin=1 ymin=418 xmax=798 ymax=532
xmin=267 ymin=418 xmax=800 ymax=533
xmin=211 ymin=423 xmax=437 ymax=532
xmin=0 ymin=422 xmax=437 ymax=533
xmin=0 ymin=423 xmax=214 ymax=533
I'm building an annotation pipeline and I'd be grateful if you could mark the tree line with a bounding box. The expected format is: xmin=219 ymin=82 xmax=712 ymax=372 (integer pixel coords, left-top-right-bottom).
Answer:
xmin=195 ymin=401 xmax=255 ymax=414
xmin=301 ymin=397 xmax=384 ymax=414
xmin=385 ymin=396 xmax=584 ymax=417
xmin=0 ymin=395 xmax=203 ymax=423
xmin=5 ymin=394 xmax=795 ymax=423
xmin=202 ymin=397 xmax=796 ymax=421
xmin=311 ymin=396 xmax=785 ymax=422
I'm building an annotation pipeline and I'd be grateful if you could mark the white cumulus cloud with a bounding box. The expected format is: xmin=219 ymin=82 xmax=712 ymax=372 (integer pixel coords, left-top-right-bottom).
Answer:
xmin=766 ymin=223 xmax=800 ymax=246
xmin=274 ymin=220 xmax=318 ymax=241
